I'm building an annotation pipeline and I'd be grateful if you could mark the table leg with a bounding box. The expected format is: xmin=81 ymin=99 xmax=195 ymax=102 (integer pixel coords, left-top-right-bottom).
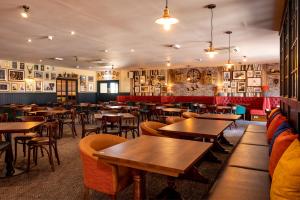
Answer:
xmin=203 ymin=150 xmax=222 ymax=163
xmin=3 ymin=133 xmax=14 ymax=177
xmin=218 ymin=134 xmax=233 ymax=146
xmin=132 ymin=170 xmax=146 ymax=200
xmin=180 ymin=165 xmax=209 ymax=183
xmin=212 ymin=139 xmax=229 ymax=154
xmin=157 ymin=177 xmax=182 ymax=200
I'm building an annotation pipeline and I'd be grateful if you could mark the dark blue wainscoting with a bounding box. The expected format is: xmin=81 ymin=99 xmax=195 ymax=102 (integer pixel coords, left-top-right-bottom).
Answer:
xmin=97 ymin=92 xmax=130 ymax=102
xmin=0 ymin=93 xmax=56 ymax=105
xmin=78 ymin=93 xmax=97 ymax=103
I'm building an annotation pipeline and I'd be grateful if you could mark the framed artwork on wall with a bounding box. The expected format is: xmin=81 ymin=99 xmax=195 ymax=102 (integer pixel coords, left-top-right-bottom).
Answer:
xmin=134 ymin=86 xmax=140 ymax=93
xmin=247 ymin=78 xmax=261 ymax=86
xmin=44 ymin=72 xmax=50 ymax=80
xmin=0 ymin=69 xmax=7 ymax=81
xmin=254 ymin=71 xmax=262 ymax=77
xmin=34 ymin=65 xmax=39 ymax=71
xmin=247 ymin=71 xmax=254 ymax=78
xmin=134 ymin=76 xmax=140 ymax=82
xmin=35 ymin=81 xmax=43 ymax=92
xmin=12 ymin=61 xmax=18 ymax=69
xmin=51 ymin=73 xmax=56 ymax=80
xmin=26 ymin=64 xmax=34 ymax=78
xmin=233 ymin=71 xmax=246 ymax=80
xmin=25 ymin=80 xmax=35 ymax=92
xmin=230 ymin=81 xmax=237 ymax=88
xmin=223 ymin=72 xmax=231 ymax=80
xmin=11 ymin=82 xmax=25 ymax=92
xmin=20 ymin=62 xmax=25 ymax=70
xmin=0 ymin=82 xmax=9 ymax=92
xmin=140 ymin=76 xmax=146 ymax=84
xmin=34 ymin=71 xmax=43 ymax=79
xmin=88 ymin=76 xmax=94 ymax=82
xmin=141 ymin=86 xmax=149 ymax=92
xmin=223 ymin=81 xmax=230 ymax=88
xmin=88 ymin=83 xmax=94 ymax=92
xmin=254 ymin=87 xmax=262 ymax=92
xmin=44 ymin=81 xmax=56 ymax=92
xmin=8 ymin=70 xmax=25 ymax=81
xmin=237 ymin=82 xmax=246 ymax=92
xmin=40 ymin=65 xmax=45 ymax=71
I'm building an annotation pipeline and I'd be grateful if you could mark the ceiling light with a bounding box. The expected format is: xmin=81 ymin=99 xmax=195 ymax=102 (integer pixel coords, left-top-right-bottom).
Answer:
xmin=76 ymin=65 xmax=80 ymax=69
xmin=242 ymin=56 xmax=247 ymax=62
xmin=54 ymin=57 xmax=63 ymax=61
xmin=39 ymin=59 xmax=42 ymax=62
xmin=225 ymin=31 xmax=234 ymax=69
xmin=104 ymin=49 xmax=109 ymax=53
xmin=166 ymin=61 xmax=171 ymax=67
xmin=205 ymin=4 xmax=218 ymax=58
xmin=27 ymin=38 xmax=32 ymax=43
xmin=70 ymin=31 xmax=76 ymax=35
xmin=20 ymin=5 xmax=30 ymax=18
xmin=48 ymin=35 xmax=54 ymax=40
xmin=130 ymin=49 xmax=135 ymax=53
xmin=155 ymin=0 xmax=179 ymax=31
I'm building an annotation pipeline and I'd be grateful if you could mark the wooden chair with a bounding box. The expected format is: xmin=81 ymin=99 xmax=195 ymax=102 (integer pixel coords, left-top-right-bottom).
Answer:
xmin=27 ymin=121 xmax=60 ymax=172
xmin=182 ymin=111 xmax=200 ymax=118
xmin=121 ymin=111 xmax=140 ymax=138
xmin=165 ymin=116 xmax=185 ymax=125
xmin=140 ymin=121 xmax=167 ymax=137
xmin=79 ymin=113 xmax=100 ymax=138
xmin=14 ymin=116 xmax=45 ymax=164
xmin=79 ymin=134 xmax=133 ymax=200
xmin=101 ymin=115 xmax=122 ymax=136
xmin=59 ymin=109 xmax=77 ymax=138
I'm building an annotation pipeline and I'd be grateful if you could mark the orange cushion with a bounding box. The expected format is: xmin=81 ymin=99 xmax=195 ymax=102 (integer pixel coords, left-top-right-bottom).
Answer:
xmin=268 ymin=108 xmax=280 ymax=119
xmin=269 ymin=130 xmax=298 ymax=177
xmin=267 ymin=114 xmax=287 ymax=143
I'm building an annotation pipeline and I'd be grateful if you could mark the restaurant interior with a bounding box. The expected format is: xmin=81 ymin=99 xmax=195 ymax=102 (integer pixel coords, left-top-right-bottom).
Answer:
xmin=0 ymin=0 xmax=299 ymax=199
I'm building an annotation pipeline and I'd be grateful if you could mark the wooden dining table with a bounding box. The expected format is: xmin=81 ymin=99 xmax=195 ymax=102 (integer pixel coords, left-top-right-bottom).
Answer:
xmin=196 ymin=113 xmax=241 ymax=121
xmin=94 ymin=135 xmax=212 ymax=200
xmin=0 ymin=121 xmax=45 ymax=177
xmin=28 ymin=109 xmax=69 ymax=116
xmin=159 ymin=118 xmax=233 ymax=152
xmin=94 ymin=113 xmax=135 ymax=120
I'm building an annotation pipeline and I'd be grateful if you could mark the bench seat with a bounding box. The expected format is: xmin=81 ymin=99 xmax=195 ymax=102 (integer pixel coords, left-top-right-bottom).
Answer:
xmin=246 ymin=124 xmax=267 ymax=133
xmin=240 ymin=131 xmax=268 ymax=146
xmin=207 ymin=166 xmax=270 ymax=200
xmin=228 ymin=144 xmax=269 ymax=171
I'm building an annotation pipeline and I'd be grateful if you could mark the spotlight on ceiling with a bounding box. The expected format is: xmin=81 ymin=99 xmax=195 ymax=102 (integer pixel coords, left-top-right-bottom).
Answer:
xmin=27 ymin=38 xmax=32 ymax=43
xmin=130 ymin=49 xmax=135 ymax=53
xmin=242 ymin=56 xmax=247 ymax=62
xmin=20 ymin=5 xmax=30 ymax=18
xmin=104 ymin=49 xmax=109 ymax=53
xmin=54 ymin=57 xmax=63 ymax=61
xmin=166 ymin=61 xmax=171 ymax=67
xmin=70 ymin=31 xmax=76 ymax=35
xmin=47 ymin=35 xmax=54 ymax=40
xmin=39 ymin=59 xmax=43 ymax=62
xmin=76 ymin=65 xmax=80 ymax=69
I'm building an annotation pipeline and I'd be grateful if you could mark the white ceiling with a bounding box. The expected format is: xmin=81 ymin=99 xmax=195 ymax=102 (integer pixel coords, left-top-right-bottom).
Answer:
xmin=0 ymin=0 xmax=279 ymax=70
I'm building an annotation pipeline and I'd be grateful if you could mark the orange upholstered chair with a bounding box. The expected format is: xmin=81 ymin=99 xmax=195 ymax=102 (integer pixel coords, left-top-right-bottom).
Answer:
xmin=165 ymin=116 xmax=185 ymax=125
xmin=267 ymin=114 xmax=287 ymax=143
xmin=79 ymin=134 xmax=133 ymax=200
xmin=182 ymin=111 xmax=200 ymax=118
xmin=140 ymin=121 xmax=167 ymax=137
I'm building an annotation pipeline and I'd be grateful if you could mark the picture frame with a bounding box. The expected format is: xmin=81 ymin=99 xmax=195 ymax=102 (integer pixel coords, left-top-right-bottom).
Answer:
xmin=12 ymin=61 xmax=18 ymax=69
xmin=80 ymin=75 xmax=87 ymax=92
xmin=51 ymin=73 xmax=56 ymax=80
xmin=140 ymin=76 xmax=146 ymax=84
xmin=154 ymin=87 xmax=161 ymax=94
xmin=0 ymin=82 xmax=9 ymax=92
xmin=0 ymin=69 xmax=7 ymax=81
xmin=231 ymin=81 xmax=237 ymax=88
xmin=233 ymin=71 xmax=246 ymax=80
xmin=247 ymin=71 xmax=254 ymax=78
xmin=25 ymin=80 xmax=35 ymax=92
xmin=141 ymin=86 xmax=149 ymax=92
xmin=8 ymin=69 xmax=25 ymax=81
xmin=10 ymin=82 xmax=25 ymax=92
xmin=134 ymin=76 xmax=140 ymax=82
xmin=34 ymin=65 xmax=39 ymax=71
xmin=237 ymin=82 xmax=246 ymax=92
xmin=44 ymin=72 xmax=50 ymax=80
xmin=20 ymin=62 xmax=25 ymax=70
xmin=223 ymin=71 xmax=231 ymax=80
xmin=34 ymin=71 xmax=43 ymax=79
xmin=35 ymin=81 xmax=43 ymax=92
xmin=247 ymin=78 xmax=262 ymax=86
xmin=134 ymin=86 xmax=140 ymax=93
xmin=223 ymin=81 xmax=230 ymax=88
xmin=88 ymin=76 xmax=94 ymax=82
xmin=26 ymin=64 xmax=34 ymax=79
xmin=88 ymin=83 xmax=94 ymax=92
xmin=246 ymin=87 xmax=254 ymax=93
xmin=254 ymin=71 xmax=262 ymax=77
xmin=40 ymin=65 xmax=45 ymax=71
xmin=254 ymin=87 xmax=262 ymax=93
xmin=43 ymin=81 xmax=56 ymax=92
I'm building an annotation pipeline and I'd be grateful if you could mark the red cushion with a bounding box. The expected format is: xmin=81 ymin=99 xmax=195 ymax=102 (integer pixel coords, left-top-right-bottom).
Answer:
xmin=269 ymin=130 xmax=298 ymax=177
xmin=267 ymin=108 xmax=281 ymax=128
xmin=250 ymin=109 xmax=265 ymax=116
xmin=267 ymin=114 xmax=287 ymax=143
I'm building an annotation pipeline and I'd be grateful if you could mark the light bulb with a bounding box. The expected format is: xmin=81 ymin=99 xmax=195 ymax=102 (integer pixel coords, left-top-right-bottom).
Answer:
xmin=20 ymin=12 xmax=28 ymax=18
xmin=208 ymin=53 xmax=215 ymax=58
xmin=163 ymin=24 xmax=171 ymax=31
xmin=166 ymin=61 xmax=171 ymax=67
xmin=27 ymin=38 xmax=32 ymax=43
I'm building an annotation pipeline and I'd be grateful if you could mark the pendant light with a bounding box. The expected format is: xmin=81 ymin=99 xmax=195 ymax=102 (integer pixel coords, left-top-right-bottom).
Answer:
xmin=205 ymin=4 xmax=218 ymax=58
xmin=155 ymin=0 xmax=178 ymax=31
xmin=225 ymin=31 xmax=234 ymax=69
xmin=20 ymin=5 xmax=30 ymax=18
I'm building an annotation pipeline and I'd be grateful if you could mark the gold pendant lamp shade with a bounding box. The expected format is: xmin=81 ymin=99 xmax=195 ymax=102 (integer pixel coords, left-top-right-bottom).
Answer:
xmin=155 ymin=0 xmax=179 ymax=31
xmin=205 ymin=4 xmax=218 ymax=58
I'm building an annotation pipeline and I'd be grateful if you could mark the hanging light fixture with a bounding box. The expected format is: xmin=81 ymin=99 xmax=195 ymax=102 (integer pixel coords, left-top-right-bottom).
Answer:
xmin=205 ymin=4 xmax=218 ymax=58
xmin=225 ymin=31 xmax=234 ymax=69
xmin=155 ymin=0 xmax=179 ymax=31
xmin=20 ymin=5 xmax=30 ymax=18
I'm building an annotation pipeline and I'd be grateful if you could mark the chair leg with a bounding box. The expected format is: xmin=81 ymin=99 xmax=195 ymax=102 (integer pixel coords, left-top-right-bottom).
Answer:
xmin=14 ymin=139 xmax=18 ymax=164
xmin=54 ymin=143 xmax=60 ymax=165
xmin=34 ymin=147 xmax=38 ymax=165
xmin=83 ymin=186 xmax=90 ymax=200
xmin=48 ymin=144 xmax=55 ymax=172
xmin=27 ymin=146 xmax=31 ymax=172
xmin=23 ymin=141 xmax=26 ymax=157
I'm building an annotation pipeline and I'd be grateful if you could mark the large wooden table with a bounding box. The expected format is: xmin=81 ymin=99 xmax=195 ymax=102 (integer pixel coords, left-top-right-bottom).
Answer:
xmin=0 ymin=121 xmax=45 ymax=177
xmin=159 ymin=118 xmax=233 ymax=152
xmin=28 ymin=109 xmax=69 ymax=116
xmin=94 ymin=135 xmax=212 ymax=200
xmin=196 ymin=113 xmax=241 ymax=121
xmin=94 ymin=113 xmax=135 ymax=120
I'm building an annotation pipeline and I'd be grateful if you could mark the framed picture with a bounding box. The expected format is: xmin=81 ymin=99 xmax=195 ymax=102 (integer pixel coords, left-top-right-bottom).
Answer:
xmin=233 ymin=71 xmax=246 ymax=80
xmin=140 ymin=76 xmax=146 ymax=84
xmin=223 ymin=72 xmax=231 ymax=80
xmin=141 ymin=86 xmax=149 ymax=92
xmin=247 ymin=71 xmax=254 ymax=78
xmin=20 ymin=62 xmax=25 ymax=70
xmin=35 ymin=81 xmax=43 ymax=92
xmin=88 ymin=76 xmax=94 ymax=82
xmin=247 ymin=87 xmax=254 ymax=93
xmin=34 ymin=71 xmax=43 ymax=79
xmin=34 ymin=65 xmax=39 ymax=71
xmin=237 ymin=82 xmax=246 ymax=92
xmin=10 ymin=82 xmax=25 ymax=92
xmin=0 ymin=82 xmax=9 ymax=92
xmin=0 ymin=69 xmax=7 ymax=81
xmin=26 ymin=64 xmax=34 ymax=78
xmin=44 ymin=81 xmax=56 ymax=92
xmin=51 ymin=73 xmax=56 ymax=80
xmin=134 ymin=76 xmax=140 ymax=82
xmin=231 ymin=81 xmax=237 ymax=88
xmin=223 ymin=81 xmax=230 ymax=88
xmin=254 ymin=71 xmax=262 ymax=77
xmin=231 ymin=87 xmax=236 ymax=93
xmin=134 ymin=86 xmax=140 ymax=93
xmin=88 ymin=83 xmax=94 ymax=92
xmin=25 ymin=80 xmax=35 ymax=92
xmin=44 ymin=72 xmax=50 ymax=80
xmin=247 ymin=78 xmax=261 ymax=86
xmin=9 ymin=70 xmax=25 ymax=81
xmin=254 ymin=87 xmax=262 ymax=92
xmin=12 ymin=61 xmax=18 ymax=69
xmin=154 ymin=87 xmax=161 ymax=94
xmin=80 ymin=75 xmax=87 ymax=92
xmin=40 ymin=65 xmax=45 ymax=71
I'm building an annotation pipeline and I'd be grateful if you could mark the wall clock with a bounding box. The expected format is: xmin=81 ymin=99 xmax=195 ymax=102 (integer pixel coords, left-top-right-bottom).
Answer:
xmin=187 ymin=68 xmax=201 ymax=83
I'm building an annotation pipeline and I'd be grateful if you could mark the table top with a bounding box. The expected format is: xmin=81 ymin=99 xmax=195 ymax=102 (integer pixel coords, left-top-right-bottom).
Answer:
xmin=94 ymin=135 xmax=212 ymax=177
xmin=94 ymin=113 xmax=135 ymax=119
xmin=196 ymin=113 xmax=241 ymax=121
xmin=0 ymin=121 xmax=45 ymax=133
xmin=162 ymin=108 xmax=184 ymax=113
xmin=159 ymin=118 xmax=232 ymax=138
xmin=28 ymin=109 xmax=69 ymax=115
xmin=216 ymin=106 xmax=232 ymax=110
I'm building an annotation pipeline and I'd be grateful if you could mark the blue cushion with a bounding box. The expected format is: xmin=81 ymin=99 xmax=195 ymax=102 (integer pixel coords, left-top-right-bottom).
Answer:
xmin=269 ymin=121 xmax=292 ymax=155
